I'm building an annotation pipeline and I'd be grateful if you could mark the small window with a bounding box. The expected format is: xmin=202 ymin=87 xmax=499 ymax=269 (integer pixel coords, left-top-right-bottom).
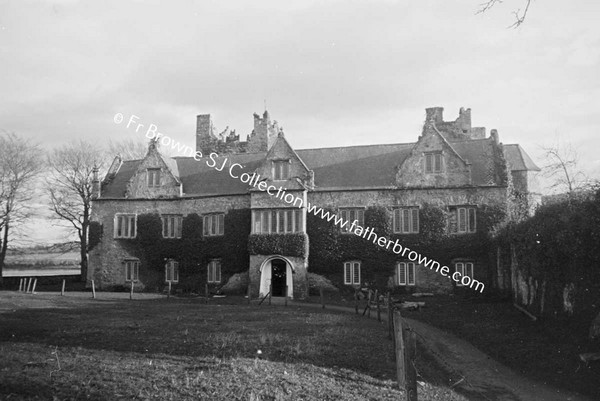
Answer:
xmin=273 ymin=160 xmax=290 ymax=180
xmin=203 ymin=214 xmax=225 ymax=236
xmin=207 ymin=260 xmax=221 ymax=283
xmin=114 ymin=214 xmax=137 ymax=238
xmin=448 ymin=207 xmax=477 ymax=234
xmin=455 ymin=262 xmax=474 ymax=286
xmin=340 ymin=208 xmax=364 ymax=233
xmin=162 ymin=215 xmax=183 ymax=238
xmin=393 ymin=208 xmax=419 ymax=234
xmin=343 ymin=261 xmax=361 ymax=285
xmin=147 ymin=168 xmax=161 ymax=187
xmin=397 ymin=262 xmax=416 ymax=286
xmin=165 ymin=260 xmax=179 ymax=283
xmin=424 ymin=153 xmax=442 ymax=173
xmin=125 ymin=260 xmax=140 ymax=282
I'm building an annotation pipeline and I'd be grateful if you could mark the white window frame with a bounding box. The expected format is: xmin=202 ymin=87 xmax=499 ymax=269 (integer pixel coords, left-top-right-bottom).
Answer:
xmin=165 ymin=260 xmax=179 ymax=283
xmin=251 ymin=209 xmax=303 ymax=234
xmin=203 ymin=213 xmax=225 ymax=236
xmin=162 ymin=215 xmax=183 ymax=239
xmin=454 ymin=262 xmax=474 ymax=286
xmin=393 ymin=207 xmax=419 ymax=234
xmin=339 ymin=208 xmax=364 ymax=234
xmin=147 ymin=168 xmax=161 ymax=187
xmin=114 ymin=214 xmax=137 ymax=239
xmin=272 ymin=160 xmax=290 ymax=181
xmin=397 ymin=261 xmax=416 ymax=286
xmin=343 ymin=261 xmax=361 ymax=285
xmin=449 ymin=207 xmax=477 ymax=234
xmin=207 ymin=259 xmax=222 ymax=283
xmin=125 ymin=260 xmax=140 ymax=282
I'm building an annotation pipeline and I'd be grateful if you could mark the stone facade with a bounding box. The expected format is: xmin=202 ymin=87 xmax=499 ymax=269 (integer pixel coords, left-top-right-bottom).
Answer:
xmin=88 ymin=107 xmax=540 ymax=298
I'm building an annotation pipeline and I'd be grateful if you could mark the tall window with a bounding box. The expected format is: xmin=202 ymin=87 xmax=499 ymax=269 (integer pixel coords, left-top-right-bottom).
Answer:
xmin=162 ymin=215 xmax=182 ymax=238
xmin=397 ymin=261 xmax=416 ymax=286
xmin=147 ymin=168 xmax=161 ymax=187
xmin=424 ymin=153 xmax=442 ymax=173
xmin=343 ymin=261 xmax=361 ymax=285
xmin=339 ymin=208 xmax=364 ymax=233
xmin=252 ymin=209 xmax=303 ymax=234
xmin=207 ymin=260 xmax=221 ymax=283
xmin=203 ymin=214 xmax=224 ymax=236
xmin=448 ymin=207 xmax=476 ymax=234
xmin=114 ymin=214 xmax=136 ymax=238
xmin=393 ymin=208 xmax=419 ymax=234
xmin=165 ymin=260 xmax=179 ymax=283
xmin=273 ymin=160 xmax=290 ymax=180
xmin=125 ymin=260 xmax=140 ymax=282
xmin=455 ymin=262 xmax=474 ymax=286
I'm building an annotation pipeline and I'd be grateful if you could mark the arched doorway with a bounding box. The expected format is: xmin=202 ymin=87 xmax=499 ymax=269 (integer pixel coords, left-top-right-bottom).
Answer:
xmin=259 ymin=256 xmax=294 ymax=298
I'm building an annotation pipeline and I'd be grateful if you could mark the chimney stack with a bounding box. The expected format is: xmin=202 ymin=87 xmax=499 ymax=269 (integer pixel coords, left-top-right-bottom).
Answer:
xmin=425 ymin=107 xmax=444 ymax=123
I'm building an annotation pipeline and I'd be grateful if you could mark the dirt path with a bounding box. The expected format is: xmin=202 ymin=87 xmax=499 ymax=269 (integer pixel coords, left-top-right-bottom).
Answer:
xmin=289 ymin=301 xmax=591 ymax=401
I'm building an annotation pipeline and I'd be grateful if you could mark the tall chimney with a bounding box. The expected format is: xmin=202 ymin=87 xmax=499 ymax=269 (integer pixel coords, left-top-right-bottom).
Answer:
xmin=425 ymin=107 xmax=444 ymax=123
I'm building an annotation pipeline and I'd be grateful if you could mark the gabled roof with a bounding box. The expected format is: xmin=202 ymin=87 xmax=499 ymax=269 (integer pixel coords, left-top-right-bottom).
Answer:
xmin=504 ymin=144 xmax=541 ymax=171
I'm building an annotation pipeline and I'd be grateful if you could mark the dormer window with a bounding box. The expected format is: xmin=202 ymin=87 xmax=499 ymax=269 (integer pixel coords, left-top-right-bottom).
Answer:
xmin=272 ymin=160 xmax=290 ymax=180
xmin=424 ymin=152 xmax=442 ymax=173
xmin=147 ymin=168 xmax=161 ymax=187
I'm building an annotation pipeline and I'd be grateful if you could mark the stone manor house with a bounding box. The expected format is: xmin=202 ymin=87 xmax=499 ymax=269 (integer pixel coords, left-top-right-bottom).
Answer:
xmin=88 ymin=107 xmax=540 ymax=299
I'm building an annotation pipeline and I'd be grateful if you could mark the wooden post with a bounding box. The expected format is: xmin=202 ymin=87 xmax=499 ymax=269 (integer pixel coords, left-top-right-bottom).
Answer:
xmin=393 ymin=310 xmax=406 ymax=388
xmin=91 ymin=280 xmax=96 ymax=299
xmin=168 ymin=281 xmax=172 ymax=299
xmin=320 ymin=287 xmax=325 ymax=309
xmin=61 ymin=279 xmax=66 ymax=296
xmin=205 ymin=283 xmax=209 ymax=304
xmin=130 ymin=280 xmax=134 ymax=300
xmin=405 ymin=330 xmax=418 ymax=401
xmin=284 ymin=285 xmax=288 ymax=307
xmin=31 ymin=278 xmax=38 ymax=294
xmin=268 ymin=284 xmax=272 ymax=306
xmin=376 ymin=289 xmax=381 ymax=322
xmin=26 ymin=278 xmax=32 ymax=293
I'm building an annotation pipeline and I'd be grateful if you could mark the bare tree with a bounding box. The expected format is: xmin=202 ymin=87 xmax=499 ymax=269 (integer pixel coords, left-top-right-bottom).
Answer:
xmin=0 ymin=132 xmax=43 ymax=284
xmin=46 ymin=140 xmax=106 ymax=282
xmin=477 ymin=0 xmax=533 ymax=28
xmin=541 ymin=140 xmax=588 ymax=194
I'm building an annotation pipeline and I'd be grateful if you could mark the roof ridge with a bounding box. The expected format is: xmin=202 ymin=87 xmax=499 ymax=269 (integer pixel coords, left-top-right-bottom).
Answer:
xmin=297 ymin=142 xmax=415 ymax=152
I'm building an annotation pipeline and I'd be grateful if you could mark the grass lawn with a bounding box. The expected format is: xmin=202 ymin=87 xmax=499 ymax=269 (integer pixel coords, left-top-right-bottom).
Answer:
xmin=400 ymin=295 xmax=600 ymax=400
xmin=0 ymin=292 xmax=465 ymax=400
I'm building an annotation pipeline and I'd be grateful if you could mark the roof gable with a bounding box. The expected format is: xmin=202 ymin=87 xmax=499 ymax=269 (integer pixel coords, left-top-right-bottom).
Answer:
xmin=254 ymin=134 xmax=313 ymax=190
xmin=125 ymin=141 xmax=182 ymax=198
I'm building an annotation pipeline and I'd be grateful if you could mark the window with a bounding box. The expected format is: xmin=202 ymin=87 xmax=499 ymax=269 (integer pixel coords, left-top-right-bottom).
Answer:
xmin=339 ymin=208 xmax=364 ymax=233
xmin=343 ymin=261 xmax=361 ymax=285
xmin=207 ymin=260 xmax=221 ymax=283
xmin=448 ymin=207 xmax=476 ymax=234
xmin=162 ymin=215 xmax=183 ymax=238
xmin=397 ymin=262 xmax=416 ymax=286
xmin=147 ymin=168 xmax=161 ymax=187
xmin=273 ymin=160 xmax=290 ymax=180
xmin=393 ymin=208 xmax=419 ymax=233
xmin=203 ymin=214 xmax=224 ymax=236
xmin=424 ymin=153 xmax=442 ymax=173
xmin=455 ymin=262 xmax=474 ymax=286
xmin=125 ymin=260 xmax=140 ymax=282
xmin=114 ymin=214 xmax=136 ymax=238
xmin=165 ymin=260 xmax=179 ymax=283
xmin=252 ymin=209 xmax=303 ymax=234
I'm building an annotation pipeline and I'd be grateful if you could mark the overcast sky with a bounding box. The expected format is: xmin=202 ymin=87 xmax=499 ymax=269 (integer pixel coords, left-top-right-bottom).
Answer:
xmin=1 ymin=0 xmax=599 ymax=245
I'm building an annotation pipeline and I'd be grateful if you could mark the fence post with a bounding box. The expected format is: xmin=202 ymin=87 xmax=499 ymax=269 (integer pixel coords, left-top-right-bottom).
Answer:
xmin=18 ymin=278 xmax=22 ymax=292
xmin=130 ymin=280 xmax=134 ymax=300
xmin=205 ymin=283 xmax=209 ymax=304
xmin=376 ymin=289 xmax=381 ymax=322
xmin=269 ymin=284 xmax=272 ymax=306
xmin=405 ymin=329 xmax=418 ymax=401
xmin=91 ymin=280 xmax=96 ymax=299
xmin=168 ymin=281 xmax=172 ymax=299
xmin=31 ymin=278 xmax=37 ymax=294
xmin=61 ymin=279 xmax=66 ymax=296
xmin=320 ymin=287 xmax=325 ymax=309
xmin=26 ymin=277 xmax=32 ymax=293
xmin=393 ymin=310 xmax=406 ymax=388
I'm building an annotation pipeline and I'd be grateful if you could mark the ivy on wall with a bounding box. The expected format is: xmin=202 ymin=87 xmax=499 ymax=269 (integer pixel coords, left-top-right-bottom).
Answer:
xmin=88 ymin=221 xmax=103 ymax=251
xmin=248 ymin=233 xmax=308 ymax=258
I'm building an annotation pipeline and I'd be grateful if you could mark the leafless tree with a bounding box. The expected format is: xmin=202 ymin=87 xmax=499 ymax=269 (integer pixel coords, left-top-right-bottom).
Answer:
xmin=477 ymin=0 xmax=533 ymax=28
xmin=0 ymin=132 xmax=43 ymax=284
xmin=46 ymin=140 xmax=106 ymax=282
xmin=541 ymin=141 xmax=588 ymax=194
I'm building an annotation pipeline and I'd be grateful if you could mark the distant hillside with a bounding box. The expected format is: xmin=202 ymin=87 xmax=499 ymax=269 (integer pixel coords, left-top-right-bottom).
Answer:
xmin=7 ymin=241 xmax=79 ymax=256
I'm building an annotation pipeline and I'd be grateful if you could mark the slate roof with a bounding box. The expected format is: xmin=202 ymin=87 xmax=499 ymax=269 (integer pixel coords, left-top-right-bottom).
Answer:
xmin=100 ymin=141 xmax=539 ymax=198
